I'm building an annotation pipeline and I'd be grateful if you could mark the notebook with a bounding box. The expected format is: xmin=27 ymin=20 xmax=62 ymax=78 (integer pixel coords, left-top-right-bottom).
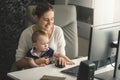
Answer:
xmin=40 ymin=75 xmax=66 ymax=80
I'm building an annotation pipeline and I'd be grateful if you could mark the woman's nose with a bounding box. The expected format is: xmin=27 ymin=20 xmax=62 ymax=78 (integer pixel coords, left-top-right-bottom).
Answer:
xmin=48 ymin=19 xmax=53 ymax=24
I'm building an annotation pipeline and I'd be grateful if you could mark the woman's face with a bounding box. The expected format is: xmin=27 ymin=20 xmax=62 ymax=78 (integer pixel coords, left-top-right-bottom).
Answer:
xmin=37 ymin=10 xmax=54 ymax=31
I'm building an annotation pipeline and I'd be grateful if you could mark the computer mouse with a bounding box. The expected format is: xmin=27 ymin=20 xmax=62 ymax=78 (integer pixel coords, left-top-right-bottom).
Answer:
xmin=55 ymin=59 xmax=65 ymax=68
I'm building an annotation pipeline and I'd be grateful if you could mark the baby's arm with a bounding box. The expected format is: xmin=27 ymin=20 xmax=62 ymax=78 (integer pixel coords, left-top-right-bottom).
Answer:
xmin=34 ymin=57 xmax=50 ymax=65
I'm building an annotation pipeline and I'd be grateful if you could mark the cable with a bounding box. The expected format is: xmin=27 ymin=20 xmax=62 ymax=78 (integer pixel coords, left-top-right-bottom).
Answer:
xmin=107 ymin=57 xmax=115 ymax=68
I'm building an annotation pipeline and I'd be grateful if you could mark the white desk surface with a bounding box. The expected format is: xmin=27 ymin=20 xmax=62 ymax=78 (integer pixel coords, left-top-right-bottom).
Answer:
xmin=7 ymin=57 xmax=114 ymax=80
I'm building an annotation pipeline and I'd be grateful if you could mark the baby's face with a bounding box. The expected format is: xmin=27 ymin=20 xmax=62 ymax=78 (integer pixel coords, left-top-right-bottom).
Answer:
xmin=34 ymin=35 xmax=49 ymax=52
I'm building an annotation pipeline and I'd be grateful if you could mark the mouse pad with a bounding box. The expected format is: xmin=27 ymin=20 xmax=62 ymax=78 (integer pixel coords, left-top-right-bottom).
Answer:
xmin=40 ymin=75 xmax=66 ymax=80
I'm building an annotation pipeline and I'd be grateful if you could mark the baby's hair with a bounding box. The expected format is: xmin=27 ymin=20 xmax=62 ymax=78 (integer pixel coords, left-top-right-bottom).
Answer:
xmin=32 ymin=30 xmax=48 ymax=43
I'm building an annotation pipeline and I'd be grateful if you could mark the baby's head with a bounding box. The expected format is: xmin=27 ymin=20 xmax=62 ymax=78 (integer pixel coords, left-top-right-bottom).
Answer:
xmin=32 ymin=30 xmax=49 ymax=52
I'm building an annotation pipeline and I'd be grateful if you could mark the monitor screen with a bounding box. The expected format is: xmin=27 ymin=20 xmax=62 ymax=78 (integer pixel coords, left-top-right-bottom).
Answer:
xmin=88 ymin=22 xmax=120 ymax=69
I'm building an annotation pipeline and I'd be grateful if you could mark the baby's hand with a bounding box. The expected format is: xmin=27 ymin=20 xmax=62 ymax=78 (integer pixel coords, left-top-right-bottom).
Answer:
xmin=35 ymin=57 xmax=50 ymax=65
xmin=39 ymin=63 xmax=46 ymax=67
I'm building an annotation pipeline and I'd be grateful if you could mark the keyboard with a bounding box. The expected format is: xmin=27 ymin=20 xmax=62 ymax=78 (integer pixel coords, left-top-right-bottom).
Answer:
xmin=61 ymin=66 xmax=79 ymax=76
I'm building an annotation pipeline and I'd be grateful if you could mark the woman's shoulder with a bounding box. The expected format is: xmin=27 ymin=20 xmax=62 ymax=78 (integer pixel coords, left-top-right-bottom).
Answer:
xmin=23 ymin=25 xmax=33 ymax=32
xmin=21 ymin=25 xmax=33 ymax=35
xmin=53 ymin=25 xmax=64 ymax=38
xmin=54 ymin=25 xmax=63 ymax=32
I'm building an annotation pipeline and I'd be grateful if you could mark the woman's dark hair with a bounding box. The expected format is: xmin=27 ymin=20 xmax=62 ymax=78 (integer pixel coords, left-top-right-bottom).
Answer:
xmin=32 ymin=30 xmax=48 ymax=43
xmin=32 ymin=2 xmax=53 ymax=18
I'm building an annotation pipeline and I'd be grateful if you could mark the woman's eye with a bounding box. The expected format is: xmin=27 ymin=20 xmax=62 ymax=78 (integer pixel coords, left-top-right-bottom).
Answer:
xmin=43 ymin=18 xmax=49 ymax=21
xmin=51 ymin=18 xmax=54 ymax=21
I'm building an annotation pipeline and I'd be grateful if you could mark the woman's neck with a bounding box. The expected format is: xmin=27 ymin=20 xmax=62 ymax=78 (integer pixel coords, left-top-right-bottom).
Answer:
xmin=33 ymin=24 xmax=54 ymax=39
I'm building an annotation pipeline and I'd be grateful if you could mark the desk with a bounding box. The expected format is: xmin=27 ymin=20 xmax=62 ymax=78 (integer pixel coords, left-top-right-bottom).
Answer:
xmin=7 ymin=57 xmax=114 ymax=80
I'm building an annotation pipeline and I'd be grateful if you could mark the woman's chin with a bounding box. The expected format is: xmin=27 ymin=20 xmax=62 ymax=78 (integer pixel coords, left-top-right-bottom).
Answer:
xmin=45 ymin=25 xmax=52 ymax=30
xmin=43 ymin=28 xmax=50 ymax=31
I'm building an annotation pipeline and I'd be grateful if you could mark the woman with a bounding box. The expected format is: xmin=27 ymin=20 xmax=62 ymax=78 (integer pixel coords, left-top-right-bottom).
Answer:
xmin=16 ymin=3 xmax=67 ymax=68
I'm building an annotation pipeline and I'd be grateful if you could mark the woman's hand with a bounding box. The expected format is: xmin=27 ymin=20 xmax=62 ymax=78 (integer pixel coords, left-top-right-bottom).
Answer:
xmin=54 ymin=57 xmax=67 ymax=66
xmin=55 ymin=57 xmax=75 ymax=66
xmin=66 ymin=59 xmax=75 ymax=65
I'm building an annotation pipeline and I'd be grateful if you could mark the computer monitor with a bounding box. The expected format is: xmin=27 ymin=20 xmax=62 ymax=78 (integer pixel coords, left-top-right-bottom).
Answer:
xmin=88 ymin=22 xmax=120 ymax=79
xmin=113 ymin=30 xmax=120 ymax=79
xmin=61 ymin=22 xmax=120 ymax=79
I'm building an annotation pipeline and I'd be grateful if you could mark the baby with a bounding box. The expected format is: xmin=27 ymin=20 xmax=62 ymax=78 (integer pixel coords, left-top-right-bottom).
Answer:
xmin=26 ymin=30 xmax=74 ymax=67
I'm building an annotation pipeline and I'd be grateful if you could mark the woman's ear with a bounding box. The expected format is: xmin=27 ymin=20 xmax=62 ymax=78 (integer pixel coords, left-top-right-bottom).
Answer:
xmin=32 ymin=43 xmax=37 ymax=49
xmin=32 ymin=15 xmax=39 ymax=22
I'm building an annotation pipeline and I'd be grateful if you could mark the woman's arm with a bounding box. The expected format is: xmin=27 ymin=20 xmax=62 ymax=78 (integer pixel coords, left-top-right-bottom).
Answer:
xmin=16 ymin=57 xmax=40 ymax=68
xmin=16 ymin=58 xmax=27 ymax=68
xmin=16 ymin=57 xmax=50 ymax=68
xmin=54 ymin=26 xmax=66 ymax=55
xmin=16 ymin=27 xmax=33 ymax=67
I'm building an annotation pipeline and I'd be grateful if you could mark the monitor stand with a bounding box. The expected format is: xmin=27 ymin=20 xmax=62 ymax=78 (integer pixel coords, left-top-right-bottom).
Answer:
xmin=95 ymin=70 xmax=116 ymax=80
